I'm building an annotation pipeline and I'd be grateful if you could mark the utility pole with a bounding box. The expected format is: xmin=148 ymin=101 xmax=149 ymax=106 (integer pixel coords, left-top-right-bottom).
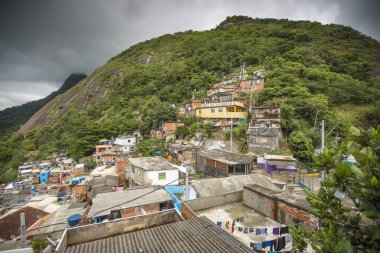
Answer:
xmin=321 ymin=120 xmax=325 ymax=149
xmin=20 ymin=212 xmax=26 ymax=248
xmin=230 ymin=121 xmax=233 ymax=152
xmin=185 ymin=164 xmax=189 ymax=201
xmin=321 ymin=120 xmax=325 ymax=182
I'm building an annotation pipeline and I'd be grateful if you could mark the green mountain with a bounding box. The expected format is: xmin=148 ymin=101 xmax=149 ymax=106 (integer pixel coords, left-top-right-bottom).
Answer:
xmin=1 ymin=16 xmax=380 ymax=181
xmin=0 ymin=73 xmax=87 ymax=136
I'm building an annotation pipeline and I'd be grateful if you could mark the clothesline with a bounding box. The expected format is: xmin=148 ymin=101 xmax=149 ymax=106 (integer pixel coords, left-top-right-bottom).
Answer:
xmin=214 ymin=217 xmax=292 ymax=252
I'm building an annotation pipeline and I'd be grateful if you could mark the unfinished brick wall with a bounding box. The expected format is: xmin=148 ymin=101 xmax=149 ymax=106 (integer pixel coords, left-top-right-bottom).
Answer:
xmin=181 ymin=202 xmax=197 ymax=220
xmin=205 ymin=158 xmax=228 ymax=176
xmin=278 ymin=203 xmax=318 ymax=227
xmin=121 ymin=204 xmax=159 ymax=218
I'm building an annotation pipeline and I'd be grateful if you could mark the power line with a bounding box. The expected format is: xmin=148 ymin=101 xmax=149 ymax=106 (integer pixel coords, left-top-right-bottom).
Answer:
xmin=87 ymin=178 xmax=179 ymax=219
xmin=29 ymin=178 xmax=179 ymax=233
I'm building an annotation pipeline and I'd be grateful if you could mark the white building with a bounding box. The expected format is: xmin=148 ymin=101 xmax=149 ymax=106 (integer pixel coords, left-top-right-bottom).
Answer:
xmin=114 ymin=135 xmax=137 ymax=154
xmin=18 ymin=164 xmax=33 ymax=178
xmin=128 ymin=157 xmax=179 ymax=186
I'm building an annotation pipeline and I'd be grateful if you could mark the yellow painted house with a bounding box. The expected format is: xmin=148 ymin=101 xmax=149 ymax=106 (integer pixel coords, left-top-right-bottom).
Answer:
xmin=195 ymin=101 xmax=247 ymax=120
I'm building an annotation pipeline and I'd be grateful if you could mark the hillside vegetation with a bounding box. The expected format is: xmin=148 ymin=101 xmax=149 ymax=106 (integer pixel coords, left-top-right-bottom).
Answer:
xmin=1 ymin=16 xmax=380 ymax=182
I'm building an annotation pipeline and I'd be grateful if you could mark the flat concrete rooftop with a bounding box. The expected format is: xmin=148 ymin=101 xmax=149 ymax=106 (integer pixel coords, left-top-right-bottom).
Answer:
xmin=196 ymin=202 xmax=293 ymax=251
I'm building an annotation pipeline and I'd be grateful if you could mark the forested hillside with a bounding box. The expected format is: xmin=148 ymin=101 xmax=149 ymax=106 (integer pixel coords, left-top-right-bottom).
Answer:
xmin=0 ymin=73 xmax=86 ymax=136
xmin=1 ymin=16 xmax=380 ymax=182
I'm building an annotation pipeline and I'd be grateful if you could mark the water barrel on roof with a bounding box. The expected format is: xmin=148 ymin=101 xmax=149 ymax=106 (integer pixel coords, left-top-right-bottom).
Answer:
xmin=40 ymin=186 xmax=47 ymax=190
xmin=154 ymin=151 xmax=162 ymax=156
xmin=67 ymin=214 xmax=81 ymax=227
xmin=51 ymin=185 xmax=58 ymax=189
xmin=71 ymin=179 xmax=79 ymax=185
xmin=79 ymin=176 xmax=85 ymax=182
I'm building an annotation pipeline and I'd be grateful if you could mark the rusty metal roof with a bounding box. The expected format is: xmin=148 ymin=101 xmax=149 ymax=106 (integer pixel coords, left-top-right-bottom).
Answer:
xmin=0 ymin=206 xmax=48 ymax=240
xmin=65 ymin=216 xmax=252 ymax=253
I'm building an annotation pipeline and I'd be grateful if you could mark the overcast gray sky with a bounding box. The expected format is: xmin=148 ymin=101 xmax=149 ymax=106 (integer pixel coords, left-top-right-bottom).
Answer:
xmin=0 ymin=0 xmax=379 ymax=110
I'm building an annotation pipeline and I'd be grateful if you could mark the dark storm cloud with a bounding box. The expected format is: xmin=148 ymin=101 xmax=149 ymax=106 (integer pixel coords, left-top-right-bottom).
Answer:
xmin=0 ymin=0 xmax=379 ymax=110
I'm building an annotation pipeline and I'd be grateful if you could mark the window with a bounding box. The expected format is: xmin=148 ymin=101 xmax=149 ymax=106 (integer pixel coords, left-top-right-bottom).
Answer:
xmin=211 ymin=109 xmax=215 ymax=113
xmin=218 ymin=108 xmax=223 ymax=112
xmin=158 ymin=172 xmax=166 ymax=180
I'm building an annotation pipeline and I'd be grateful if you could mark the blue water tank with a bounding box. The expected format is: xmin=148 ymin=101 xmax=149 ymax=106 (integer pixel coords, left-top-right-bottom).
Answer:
xmin=32 ymin=188 xmax=38 ymax=192
xmin=67 ymin=214 xmax=81 ymax=227
xmin=79 ymin=176 xmax=85 ymax=182
xmin=40 ymin=186 xmax=47 ymax=190
xmin=51 ymin=185 xmax=58 ymax=189
xmin=154 ymin=151 xmax=162 ymax=156
xmin=71 ymin=179 xmax=79 ymax=185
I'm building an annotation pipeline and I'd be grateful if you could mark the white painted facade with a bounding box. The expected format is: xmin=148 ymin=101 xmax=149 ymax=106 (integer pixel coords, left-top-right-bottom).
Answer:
xmin=145 ymin=169 xmax=179 ymax=186
xmin=115 ymin=136 xmax=136 ymax=154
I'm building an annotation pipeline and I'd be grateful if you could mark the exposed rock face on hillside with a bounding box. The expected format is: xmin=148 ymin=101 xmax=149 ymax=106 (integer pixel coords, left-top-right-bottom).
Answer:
xmin=19 ymin=72 xmax=108 ymax=133
xmin=0 ymin=73 xmax=86 ymax=135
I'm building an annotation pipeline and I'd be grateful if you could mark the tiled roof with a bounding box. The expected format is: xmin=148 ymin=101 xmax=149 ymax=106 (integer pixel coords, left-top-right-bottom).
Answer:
xmin=66 ymin=216 xmax=252 ymax=253
xmin=0 ymin=206 xmax=48 ymax=240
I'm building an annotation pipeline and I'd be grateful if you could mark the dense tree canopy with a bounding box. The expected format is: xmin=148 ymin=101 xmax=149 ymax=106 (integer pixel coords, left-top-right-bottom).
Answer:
xmin=1 ymin=16 xmax=380 ymax=182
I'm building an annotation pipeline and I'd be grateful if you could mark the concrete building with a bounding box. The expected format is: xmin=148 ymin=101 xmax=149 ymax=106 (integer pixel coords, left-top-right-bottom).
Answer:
xmin=243 ymin=184 xmax=317 ymax=227
xmin=162 ymin=122 xmax=185 ymax=133
xmin=258 ymin=155 xmax=298 ymax=176
xmin=184 ymin=98 xmax=202 ymax=116
xmin=192 ymin=174 xmax=281 ymax=198
xmin=18 ymin=165 xmax=33 ymax=179
xmin=181 ymin=186 xmax=295 ymax=251
xmin=207 ymin=83 xmax=238 ymax=97
xmin=0 ymin=206 xmax=48 ymax=241
xmin=168 ymin=143 xmax=194 ymax=163
xmin=56 ymin=210 xmax=252 ymax=253
xmin=128 ymin=157 xmax=179 ymax=186
xmin=240 ymin=69 xmax=265 ymax=94
xmin=94 ymin=139 xmax=117 ymax=164
xmin=114 ymin=135 xmax=136 ymax=154
xmin=251 ymin=106 xmax=280 ymax=121
xmin=87 ymin=187 xmax=172 ymax=223
xmin=195 ymin=101 xmax=247 ymax=122
xmin=246 ymin=124 xmax=281 ymax=153
xmin=195 ymin=149 xmax=254 ymax=177
xmin=30 ymin=203 xmax=88 ymax=240
xmin=87 ymin=174 xmax=120 ymax=198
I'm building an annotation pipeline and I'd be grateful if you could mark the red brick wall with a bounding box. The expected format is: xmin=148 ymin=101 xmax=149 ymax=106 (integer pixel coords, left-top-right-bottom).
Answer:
xmin=278 ymin=203 xmax=318 ymax=227
xmin=182 ymin=202 xmax=197 ymax=220
xmin=205 ymin=158 xmax=227 ymax=171
xmin=163 ymin=122 xmax=184 ymax=132
xmin=121 ymin=203 xmax=159 ymax=218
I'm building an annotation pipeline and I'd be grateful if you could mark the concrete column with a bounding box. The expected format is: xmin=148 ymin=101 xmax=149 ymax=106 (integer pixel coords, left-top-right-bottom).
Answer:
xmin=20 ymin=212 xmax=26 ymax=248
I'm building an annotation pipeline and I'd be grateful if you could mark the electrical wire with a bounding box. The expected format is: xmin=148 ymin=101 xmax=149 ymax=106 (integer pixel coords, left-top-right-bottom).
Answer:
xmin=28 ymin=178 xmax=180 ymax=233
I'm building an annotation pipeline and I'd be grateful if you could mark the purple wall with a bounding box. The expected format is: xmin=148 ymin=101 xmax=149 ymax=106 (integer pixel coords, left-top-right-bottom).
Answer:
xmin=264 ymin=162 xmax=276 ymax=174
xmin=257 ymin=162 xmax=265 ymax=169
xmin=264 ymin=162 xmax=297 ymax=174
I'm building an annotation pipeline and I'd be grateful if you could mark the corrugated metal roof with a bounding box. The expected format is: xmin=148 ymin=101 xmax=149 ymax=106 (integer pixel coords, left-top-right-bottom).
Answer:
xmin=197 ymin=149 xmax=254 ymax=165
xmin=31 ymin=203 xmax=87 ymax=236
xmin=129 ymin=157 xmax=178 ymax=171
xmin=66 ymin=216 xmax=252 ymax=253
xmin=0 ymin=206 xmax=48 ymax=240
xmin=87 ymin=187 xmax=172 ymax=218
